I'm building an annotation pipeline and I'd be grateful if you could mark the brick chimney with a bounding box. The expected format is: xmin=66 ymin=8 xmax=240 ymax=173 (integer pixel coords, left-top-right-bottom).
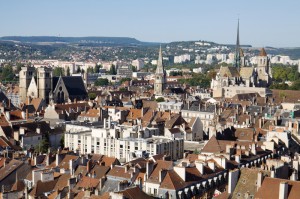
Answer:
xmin=279 ymin=181 xmax=288 ymax=199
xmin=87 ymin=159 xmax=92 ymax=172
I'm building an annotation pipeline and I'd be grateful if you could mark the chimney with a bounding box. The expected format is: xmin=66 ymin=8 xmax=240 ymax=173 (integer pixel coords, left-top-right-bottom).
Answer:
xmin=257 ymin=171 xmax=263 ymax=190
xmin=228 ymin=169 xmax=239 ymax=194
xmin=146 ymin=161 xmax=153 ymax=180
xmin=195 ymin=161 xmax=204 ymax=174
xmin=5 ymin=111 xmax=10 ymax=121
xmin=259 ymin=118 xmax=262 ymax=128
xmin=235 ymin=154 xmax=240 ymax=164
xmin=251 ymin=143 xmax=257 ymax=155
xmin=108 ymin=116 xmax=111 ymax=129
xmin=103 ymin=118 xmax=107 ymax=128
xmin=159 ymin=169 xmax=167 ymax=183
xmin=26 ymin=108 xmax=29 ymax=119
xmin=271 ymin=170 xmax=275 ymax=178
xmin=208 ymin=161 xmax=215 ymax=171
xmin=56 ymin=153 xmax=62 ymax=166
xmin=87 ymin=159 xmax=92 ymax=172
xmin=36 ymin=126 xmax=41 ymax=134
xmin=279 ymin=181 xmax=288 ymax=199
xmin=8 ymin=99 xmax=11 ymax=108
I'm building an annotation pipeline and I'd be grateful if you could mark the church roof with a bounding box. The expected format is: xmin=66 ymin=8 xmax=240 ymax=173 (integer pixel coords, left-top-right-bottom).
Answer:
xmin=219 ymin=66 xmax=240 ymax=78
xmin=259 ymin=48 xmax=267 ymax=56
xmin=239 ymin=67 xmax=254 ymax=78
xmin=53 ymin=76 xmax=87 ymax=97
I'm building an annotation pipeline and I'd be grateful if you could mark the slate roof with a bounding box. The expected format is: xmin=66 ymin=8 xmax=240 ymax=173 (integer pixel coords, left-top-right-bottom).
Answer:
xmin=182 ymin=101 xmax=215 ymax=112
xmin=53 ymin=76 xmax=87 ymax=98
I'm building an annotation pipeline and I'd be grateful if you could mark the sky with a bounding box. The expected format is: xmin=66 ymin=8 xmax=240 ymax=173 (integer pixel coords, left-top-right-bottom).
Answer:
xmin=0 ymin=0 xmax=299 ymax=47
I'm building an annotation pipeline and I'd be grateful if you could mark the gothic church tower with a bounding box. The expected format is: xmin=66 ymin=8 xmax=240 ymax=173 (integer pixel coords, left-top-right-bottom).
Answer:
xmin=19 ymin=67 xmax=35 ymax=103
xmin=154 ymin=46 xmax=166 ymax=96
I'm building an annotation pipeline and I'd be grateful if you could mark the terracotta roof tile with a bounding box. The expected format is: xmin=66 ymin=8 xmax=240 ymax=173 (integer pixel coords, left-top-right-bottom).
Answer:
xmin=76 ymin=176 xmax=100 ymax=189
xmin=255 ymin=177 xmax=300 ymax=199
xmin=147 ymin=160 xmax=173 ymax=184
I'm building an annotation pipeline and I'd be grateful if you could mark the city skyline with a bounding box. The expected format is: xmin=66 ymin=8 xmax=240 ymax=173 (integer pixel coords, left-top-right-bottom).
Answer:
xmin=0 ymin=0 xmax=300 ymax=47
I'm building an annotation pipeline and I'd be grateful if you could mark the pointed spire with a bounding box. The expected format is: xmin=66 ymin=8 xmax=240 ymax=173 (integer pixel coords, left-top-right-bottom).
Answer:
xmin=234 ymin=19 xmax=241 ymax=69
xmin=156 ymin=45 xmax=164 ymax=74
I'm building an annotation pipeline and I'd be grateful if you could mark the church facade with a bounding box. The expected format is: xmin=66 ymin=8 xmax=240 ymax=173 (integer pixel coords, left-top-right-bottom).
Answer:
xmin=19 ymin=67 xmax=87 ymax=104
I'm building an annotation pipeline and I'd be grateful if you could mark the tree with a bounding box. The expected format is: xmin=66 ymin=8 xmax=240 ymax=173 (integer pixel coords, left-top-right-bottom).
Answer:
xmin=60 ymin=134 xmax=65 ymax=148
xmin=155 ymin=97 xmax=165 ymax=102
xmin=119 ymin=87 xmax=128 ymax=91
xmin=94 ymin=64 xmax=102 ymax=73
xmin=131 ymin=65 xmax=137 ymax=72
xmin=35 ymin=132 xmax=50 ymax=153
xmin=109 ymin=65 xmax=117 ymax=75
xmin=88 ymin=93 xmax=97 ymax=100
xmin=1 ymin=65 xmax=14 ymax=81
xmin=53 ymin=67 xmax=65 ymax=76
xmin=76 ymin=67 xmax=81 ymax=73
xmin=94 ymin=78 xmax=109 ymax=86
xmin=87 ymin=67 xmax=94 ymax=74
xmin=120 ymin=77 xmax=131 ymax=84
xmin=66 ymin=66 xmax=70 ymax=76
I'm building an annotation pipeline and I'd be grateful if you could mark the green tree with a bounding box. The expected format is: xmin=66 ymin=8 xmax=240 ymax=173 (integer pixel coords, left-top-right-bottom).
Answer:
xmin=76 ymin=67 xmax=81 ymax=73
xmin=35 ymin=132 xmax=50 ymax=153
xmin=94 ymin=78 xmax=109 ymax=86
xmin=87 ymin=67 xmax=94 ymax=74
xmin=53 ymin=67 xmax=65 ymax=76
xmin=119 ymin=87 xmax=128 ymax=91
xmin=131 ymin=65 xmax=137 ymax=72
xmin=155 ymin=97 xmax=165 ymax=102
xmin=94 ymin=64 xmax=102 ymax=73
xmin=66 ymin=66 xmax=70 ymax=76
xmin=1 ymin=65 xmax=14 ymax=81
xmin=88 ymin=93 xmax=97 ymax=100
xmin=60 ymin=134 xmax=65 ymax=148
xmin=109 ymin=65 xmax=117 ymax=75
xmin=120 ymin=77 xmax=131 ymax=84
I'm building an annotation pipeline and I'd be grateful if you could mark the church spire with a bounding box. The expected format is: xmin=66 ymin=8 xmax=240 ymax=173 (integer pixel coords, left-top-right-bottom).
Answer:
xmin=234 ymin=19 xmax=241 ymax=69
xmin=156 ymin=45 xmax=164 ymax=74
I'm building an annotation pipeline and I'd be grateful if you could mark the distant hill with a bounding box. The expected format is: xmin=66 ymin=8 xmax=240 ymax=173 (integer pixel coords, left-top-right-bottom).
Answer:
xmin=0 ymin=36 xmax=159 ymax=46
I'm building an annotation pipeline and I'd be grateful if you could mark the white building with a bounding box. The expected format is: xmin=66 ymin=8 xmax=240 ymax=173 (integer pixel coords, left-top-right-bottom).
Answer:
xmin=174 ymin=54 xmax=191 ymax=63
xmin=64 ymin=120 xmax=184 ymax=162
xmin=131 ymin=59 xmax=144 ymax=71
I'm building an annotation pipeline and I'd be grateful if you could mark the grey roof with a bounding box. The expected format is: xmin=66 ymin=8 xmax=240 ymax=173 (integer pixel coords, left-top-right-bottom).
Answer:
xmin=53 ymin=76 xmax=87 ymax=100
xmin=182 ymin=101 xmax=215 ymax=112
xmin=246 ymin=106 xmax=262 ymax=114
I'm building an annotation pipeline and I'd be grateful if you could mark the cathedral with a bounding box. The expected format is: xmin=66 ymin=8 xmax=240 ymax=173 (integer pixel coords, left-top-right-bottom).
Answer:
xmin=211 ymin=21 xmax=272 ymax=95
xmin=19 ymin=67 xmax=87 ymax=104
